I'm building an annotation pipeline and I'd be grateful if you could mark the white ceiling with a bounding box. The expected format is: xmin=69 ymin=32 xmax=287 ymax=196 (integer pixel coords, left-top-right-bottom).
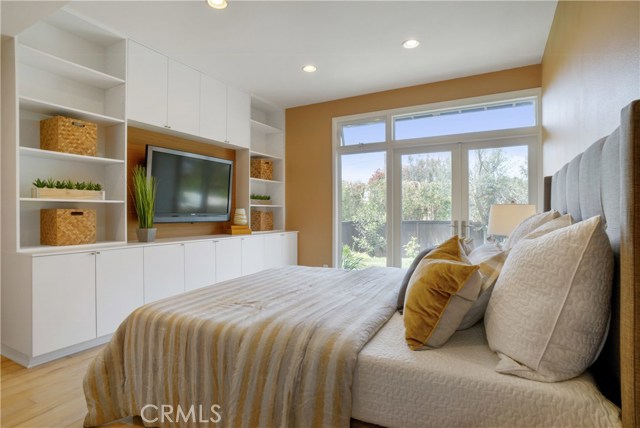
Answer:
xmin=10 ymin=1 xmax=558 ymax=109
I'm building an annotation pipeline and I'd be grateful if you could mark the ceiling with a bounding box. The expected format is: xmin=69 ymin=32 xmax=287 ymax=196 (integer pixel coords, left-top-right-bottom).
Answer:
xmin=5 ymin=1 xmax=558 ymax=109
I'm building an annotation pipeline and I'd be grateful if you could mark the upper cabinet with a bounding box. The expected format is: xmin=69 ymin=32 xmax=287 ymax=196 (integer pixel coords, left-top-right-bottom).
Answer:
xmin=127 ymin=41 xmax=167 ymax=128
xmin=199 ymin=74 xmax=227 ymax=143
xmin=128 ymin=40 xmax=249 ymax=148
xmin=127 ymin=41 xmax=199 ymax=135
xmin=226 ymin=86 xmax=251 ymax=148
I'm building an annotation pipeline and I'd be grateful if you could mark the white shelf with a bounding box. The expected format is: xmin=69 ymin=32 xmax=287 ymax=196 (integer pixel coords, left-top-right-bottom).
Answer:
xmin=19 ymin=147 xmax=124 ymax=165
xmin=250 ymin=150 xmax=282 ymax=160
xmin=250 ymin=204 xmax=283 ymax=208
xmin=252 ymin=229 xmax=286 ymax=235
xmin=19 ymin=96 xmax=124 ymax=126
xmin=250 ymin=119 xmax=282 ymax=135
xmin=19 ymin=240 xmax=128 ymax=255
xmin=20 ymin=198 xmax=124 ymax=204
xmin=250 ymin=178 xmax=283 ymax=185
xmin=19 ymin=44 xmax=124 ymax=90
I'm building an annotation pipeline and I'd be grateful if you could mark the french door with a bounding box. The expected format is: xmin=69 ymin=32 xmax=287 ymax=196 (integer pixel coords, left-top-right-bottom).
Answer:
xmin=389 ymin=136 xmax=538 ymax=267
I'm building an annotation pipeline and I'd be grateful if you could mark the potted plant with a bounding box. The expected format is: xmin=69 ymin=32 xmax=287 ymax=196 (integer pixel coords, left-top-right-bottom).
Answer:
xmin=31 ymin=178 xmax=105 ymax=200
xmin=250 ymin=193 xmax=272 ymax=205
xmin=131 ymin=165 xmax=158 ymax=242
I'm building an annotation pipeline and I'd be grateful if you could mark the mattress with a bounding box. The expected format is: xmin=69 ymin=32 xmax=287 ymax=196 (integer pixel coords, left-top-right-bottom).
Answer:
xmin=352 ymin=313 xmax=621 ymax=428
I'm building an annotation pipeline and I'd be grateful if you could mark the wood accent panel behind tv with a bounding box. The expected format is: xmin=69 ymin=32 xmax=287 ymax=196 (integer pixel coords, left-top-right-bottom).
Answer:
xmin=127 ymin=127 xmax=236 ymax=241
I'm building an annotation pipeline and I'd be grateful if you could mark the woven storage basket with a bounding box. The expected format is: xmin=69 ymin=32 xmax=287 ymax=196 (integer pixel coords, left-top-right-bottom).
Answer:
xmin=251 ymin=209 xmax=273 ymax=231
xmin=250 ymin=159 xmax=274 ymax=180
xmin=40 ymin=116 xmax=98 ymax=156
xmin=40 ymin=209 xmax=97 ymax=246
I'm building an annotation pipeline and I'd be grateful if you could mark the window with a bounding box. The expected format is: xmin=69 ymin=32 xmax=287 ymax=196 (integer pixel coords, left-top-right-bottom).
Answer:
xmin=339 ymin=118 xmax=386 ymax=146
xmin=394 ymin=100 xmax=536 ymax=140
xmin=335 ymin=91 xmax=540 ymax=268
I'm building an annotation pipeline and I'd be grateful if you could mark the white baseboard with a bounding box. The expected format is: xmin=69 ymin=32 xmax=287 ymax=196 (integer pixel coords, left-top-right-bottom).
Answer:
xmin=2 ymin=334 xmax=113 ymax=368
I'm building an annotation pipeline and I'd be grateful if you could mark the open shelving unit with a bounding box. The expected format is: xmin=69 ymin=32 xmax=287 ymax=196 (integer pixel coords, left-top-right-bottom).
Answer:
xmin=4 ymin=8 xmax=128 ymax=251
xmin=247 ymin=97 xmax=286 ymax=232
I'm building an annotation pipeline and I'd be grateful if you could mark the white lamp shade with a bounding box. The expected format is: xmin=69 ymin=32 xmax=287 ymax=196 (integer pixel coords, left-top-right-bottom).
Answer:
xmin=487 ymin=204 xmax=536 ymax=237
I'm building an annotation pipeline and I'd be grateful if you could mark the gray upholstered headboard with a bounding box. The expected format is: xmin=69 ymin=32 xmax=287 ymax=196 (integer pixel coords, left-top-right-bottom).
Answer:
xmin=544 ymin=100 xmax=639 ymax=428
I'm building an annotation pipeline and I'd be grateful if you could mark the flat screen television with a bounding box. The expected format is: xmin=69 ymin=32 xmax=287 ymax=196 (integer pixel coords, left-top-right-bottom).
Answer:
xmin=146 ymin=145 xmax=233 ymax=223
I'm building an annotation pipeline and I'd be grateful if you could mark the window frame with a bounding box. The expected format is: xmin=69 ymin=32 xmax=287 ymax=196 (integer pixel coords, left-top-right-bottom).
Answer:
xmin=332 ymin=88 xmax=542 ymax=268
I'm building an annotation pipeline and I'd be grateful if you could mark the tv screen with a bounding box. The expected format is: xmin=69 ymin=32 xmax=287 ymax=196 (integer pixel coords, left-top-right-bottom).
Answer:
xmin=146 ymin=146 xmax=233 ymax=223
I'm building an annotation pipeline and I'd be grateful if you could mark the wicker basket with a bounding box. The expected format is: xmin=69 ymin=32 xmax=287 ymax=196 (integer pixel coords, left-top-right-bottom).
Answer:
xmin=40 ymin=116 xmax=97 ymax=156
xmin=250 ymin=159 xmax=274 ymax=180
xmin=251 ymin=209 xmax=273 ymax=231
xmin=40 ymin=209 xmax=97 ymax=246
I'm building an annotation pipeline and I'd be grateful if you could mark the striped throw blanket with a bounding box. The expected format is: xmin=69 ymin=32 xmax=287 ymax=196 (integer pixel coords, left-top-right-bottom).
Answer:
xmin=84 ymin=266 xmax=403 ymax=428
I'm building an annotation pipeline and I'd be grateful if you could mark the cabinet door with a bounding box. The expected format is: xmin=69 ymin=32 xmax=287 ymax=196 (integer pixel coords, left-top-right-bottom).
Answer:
xmin=32 ymin=253 xmax=96 ymax=356
xmin=185 ymin=241 xmax=216 ymax=291
xmin=128 ymin=40 xmax=168 ymax=128
xmin=241 ymin=235 xmax=265 ymax=275
xmin=143 ymin=244 xmax=185 ymax=303
xmin=167 ymin=59 xmax=200 ymax=135
xmin=215 ymin=238 xmax=242 ymax=283
xmin=263 ymin=233 xmax=284 ymax=269
xmin=284 ymin=233 xmax=298 ymax=265
xmin=200 ymin=74 xmax=227 ymax=143
xmin=96 ymin=248 xmax=144 ymax=337
xmin=226 ymin=85 xmax=250 ymax=148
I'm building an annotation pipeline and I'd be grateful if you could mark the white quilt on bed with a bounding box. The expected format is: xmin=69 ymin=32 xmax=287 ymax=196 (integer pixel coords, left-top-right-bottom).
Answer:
xmin=352 ymin=313 xmax=621 ymax=428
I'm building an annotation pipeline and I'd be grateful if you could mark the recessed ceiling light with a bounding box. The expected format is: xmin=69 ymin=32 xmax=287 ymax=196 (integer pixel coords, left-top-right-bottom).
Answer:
xmin=302 ymin=65 xmax=317 ymax=73
xmin=206 ymin=0 xmax=228 ymax=9
xmin=402 ymin=39 xmax=420 ymax=49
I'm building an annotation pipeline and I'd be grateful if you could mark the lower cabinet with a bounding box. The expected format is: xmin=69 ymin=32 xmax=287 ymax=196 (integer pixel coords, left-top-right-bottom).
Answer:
xmin=241 ymin=236 xmax=265 ymax=275
xmin=264 ymin=232 xmax=298 ymax=268
xmin=96 ymin=248 xmax=144 ymax=337
xmin=216 ymin=238 xmax=242 ymax=282
xmin=284 ymin=232 xmax=298 ymax=265
xmin=32 ymin=253 xmax=97 ymax=356
xmin=144 ymin=244 xmax=186 ymax=303
xmin=185 ymin=240 xmax=216 ymax=291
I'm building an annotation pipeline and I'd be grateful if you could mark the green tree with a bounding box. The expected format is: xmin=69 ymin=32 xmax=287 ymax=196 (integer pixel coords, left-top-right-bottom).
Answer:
xmin=468 ymin=148 xmax=528 ymax=228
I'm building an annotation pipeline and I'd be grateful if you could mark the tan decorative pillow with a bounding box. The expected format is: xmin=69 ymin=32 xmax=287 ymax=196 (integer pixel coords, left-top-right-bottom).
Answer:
xmin=505 ymin=210 xmax=559 ymax=250
xmin=404 ymin=258 xmax=481 ymax=350
xmin=485 ymin=216 xmax=613 ymax=382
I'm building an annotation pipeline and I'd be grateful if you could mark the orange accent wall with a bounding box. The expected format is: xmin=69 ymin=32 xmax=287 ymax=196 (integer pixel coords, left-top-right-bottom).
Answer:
xmin=285 ymin=65 xmax=541 ymax=267
xmin=541 ymin=0 xmax=640 ymax=175
xmin=127 ymin=127 xmax=236 ymax=241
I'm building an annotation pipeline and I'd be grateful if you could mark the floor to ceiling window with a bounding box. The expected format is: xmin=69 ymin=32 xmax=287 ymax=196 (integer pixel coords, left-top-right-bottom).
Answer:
xmin=334 ymin=90 xmax=541 ymax=269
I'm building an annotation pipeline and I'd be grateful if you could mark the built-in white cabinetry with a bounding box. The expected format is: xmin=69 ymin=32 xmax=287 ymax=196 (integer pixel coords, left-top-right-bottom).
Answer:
xmin=241 ymin=235 xmax=265 ymax=275
xmin=32 ymin=253 xmax=97 ymax=356
xmin=127 ymin=40 xmax=250 ymax=148
xmin=215 ymin=238 xmax=243 ymax=282
xmin=247 ymin=97 xmax=286 ymax=231
xmin=143 ymin=244 xmax=186 ymax=303
xmin=284 ymin=232 xmax=298 ymax=265
xmin=96 ymin=248 xmax=144 ymax=337
xmin=2 ymin=9 xmax=128 ymax=253
xmin=185 ymin=240 xmax=216 ymax=291
xmin=199 ymin=74 xmax=227 ymax=143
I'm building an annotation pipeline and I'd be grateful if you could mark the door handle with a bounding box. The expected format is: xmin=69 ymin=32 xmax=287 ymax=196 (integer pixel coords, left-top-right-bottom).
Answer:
xmin=450 ymin=220 xmax=458 ymax=235
xmin=460 ymin=220 xmax=471 ymax=238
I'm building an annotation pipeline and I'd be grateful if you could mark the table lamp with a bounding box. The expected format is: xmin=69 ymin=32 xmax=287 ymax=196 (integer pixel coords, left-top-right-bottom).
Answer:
xmin=487 ymin=204 xmax=536 ymax=244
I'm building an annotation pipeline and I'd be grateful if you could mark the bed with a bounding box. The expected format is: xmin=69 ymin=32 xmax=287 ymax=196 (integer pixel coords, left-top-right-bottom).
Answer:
xmin=84 ymin=99 xmax=639 ymax=428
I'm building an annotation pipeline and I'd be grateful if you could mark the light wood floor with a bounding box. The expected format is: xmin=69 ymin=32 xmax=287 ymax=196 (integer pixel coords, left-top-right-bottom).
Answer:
xmin=1 ymin=346 xmax=143 ymax=428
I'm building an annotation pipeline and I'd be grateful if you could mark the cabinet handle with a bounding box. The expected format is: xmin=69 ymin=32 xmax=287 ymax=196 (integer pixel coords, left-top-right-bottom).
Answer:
xmin=164 ymin=125 xmax=172 ymax=129
xmin=95 ymin=251 xmax=101 ymax=255
xmin=224 ymin=140 xmax=229 ymax=144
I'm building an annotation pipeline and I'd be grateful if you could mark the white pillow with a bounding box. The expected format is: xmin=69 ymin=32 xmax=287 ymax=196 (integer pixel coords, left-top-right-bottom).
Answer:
xmin=505 ymin=210 xmax=559 ymax=250
xmin=457 ymin=243 xmax=507 ymax=330
xmin=485 ymin=215 xmax=613 ymax=382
